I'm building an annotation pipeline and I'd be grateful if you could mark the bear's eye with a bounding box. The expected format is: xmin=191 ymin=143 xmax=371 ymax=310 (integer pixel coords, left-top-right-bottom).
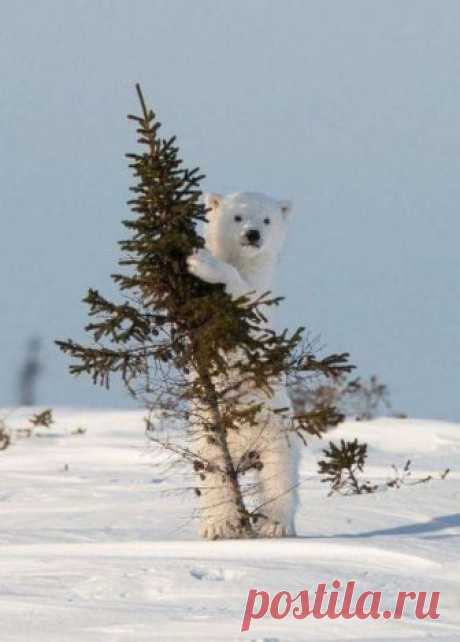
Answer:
xmin=234 ymin=215 xmax=242 ymax=223
xmin=263 ymin=218 xmax=271 ymax=225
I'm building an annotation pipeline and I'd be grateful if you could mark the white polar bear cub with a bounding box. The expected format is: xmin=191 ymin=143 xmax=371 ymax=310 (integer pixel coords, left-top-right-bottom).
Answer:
xmin=187 ymin=192 xmax=299 ymax=539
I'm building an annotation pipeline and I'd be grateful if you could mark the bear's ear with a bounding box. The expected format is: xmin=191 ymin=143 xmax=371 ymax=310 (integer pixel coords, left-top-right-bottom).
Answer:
xmin=279 ymin=199 xmax=292 ymax=217
xmin=204 ymin=192 xmax=223 ymax=212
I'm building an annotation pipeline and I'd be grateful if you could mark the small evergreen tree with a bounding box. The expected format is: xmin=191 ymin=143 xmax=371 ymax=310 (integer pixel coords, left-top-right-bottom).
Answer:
xmin=318 ymin=439 xmax=377 ymax=495
xmin=57 ymin=85 xmax=352 ymax=537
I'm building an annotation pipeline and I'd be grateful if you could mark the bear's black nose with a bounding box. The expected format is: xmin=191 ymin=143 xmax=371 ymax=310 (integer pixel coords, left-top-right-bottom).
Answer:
xmin=246 ymin=229 xmax=261 ymax=245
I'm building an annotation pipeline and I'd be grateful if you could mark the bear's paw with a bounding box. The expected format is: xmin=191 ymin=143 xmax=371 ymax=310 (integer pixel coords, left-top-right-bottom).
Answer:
xmin=257 ymin=519 xmax=294 ymax=538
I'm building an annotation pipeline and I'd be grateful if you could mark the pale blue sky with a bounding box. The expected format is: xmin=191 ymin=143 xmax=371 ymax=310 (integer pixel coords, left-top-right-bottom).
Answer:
xmin=1 ymin=0 xmax=459 ymax=419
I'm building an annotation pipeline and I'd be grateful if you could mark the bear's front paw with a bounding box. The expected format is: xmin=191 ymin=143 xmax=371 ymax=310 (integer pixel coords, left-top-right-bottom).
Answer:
xmin=257 ymin=519 xmax=294 ymax=538
xmin=187 ymin=249 xmax=229 ymax=285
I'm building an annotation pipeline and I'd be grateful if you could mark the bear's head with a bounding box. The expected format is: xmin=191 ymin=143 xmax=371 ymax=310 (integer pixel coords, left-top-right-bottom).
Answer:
xmin=203 ymin=192 xmax=292 ymax=266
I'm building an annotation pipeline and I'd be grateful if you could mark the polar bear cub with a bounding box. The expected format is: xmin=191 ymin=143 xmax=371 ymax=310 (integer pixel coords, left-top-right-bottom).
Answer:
xmin=187 ymin=192 xmax=299 ymax=539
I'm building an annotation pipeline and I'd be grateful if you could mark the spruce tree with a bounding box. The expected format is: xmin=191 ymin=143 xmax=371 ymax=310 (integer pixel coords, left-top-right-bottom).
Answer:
xmin=57 ymin=85 xmax=352 ymax=538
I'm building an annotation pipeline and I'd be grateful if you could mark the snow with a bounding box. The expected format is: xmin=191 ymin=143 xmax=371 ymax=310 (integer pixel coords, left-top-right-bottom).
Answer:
xmin=1 ymin=408 xmax=459 ymax=641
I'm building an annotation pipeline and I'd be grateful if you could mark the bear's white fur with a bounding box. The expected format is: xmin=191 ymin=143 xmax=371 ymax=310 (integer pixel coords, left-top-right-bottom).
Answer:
xmin=187 ymin=192 xmax=299 ymax=539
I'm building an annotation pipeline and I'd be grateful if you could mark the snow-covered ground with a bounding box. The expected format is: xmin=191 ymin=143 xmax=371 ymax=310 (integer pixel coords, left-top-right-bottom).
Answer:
xmin=1 ymin=408 xmax=459 ymax=641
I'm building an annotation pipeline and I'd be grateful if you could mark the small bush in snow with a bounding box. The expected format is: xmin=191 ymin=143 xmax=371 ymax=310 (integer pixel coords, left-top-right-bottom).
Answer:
xmin=318 ymin=440 xmax=450 ymax=496
xmin=30 ymin=409 xmax=54 ymax=428
xmin=0 ymin=420 xmax=11 ymax=451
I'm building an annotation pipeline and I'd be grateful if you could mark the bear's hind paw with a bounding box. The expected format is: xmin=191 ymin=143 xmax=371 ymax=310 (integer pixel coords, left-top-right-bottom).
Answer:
xmin=257 ymin=519 xmax=294 ymax=538
xmin=200 ymin=518 xmax=247 ymax=540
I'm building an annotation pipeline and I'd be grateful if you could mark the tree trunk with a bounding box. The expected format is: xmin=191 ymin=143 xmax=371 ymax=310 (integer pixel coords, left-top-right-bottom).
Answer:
xmin=198 ymin=366 xmax=254 ymax=538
